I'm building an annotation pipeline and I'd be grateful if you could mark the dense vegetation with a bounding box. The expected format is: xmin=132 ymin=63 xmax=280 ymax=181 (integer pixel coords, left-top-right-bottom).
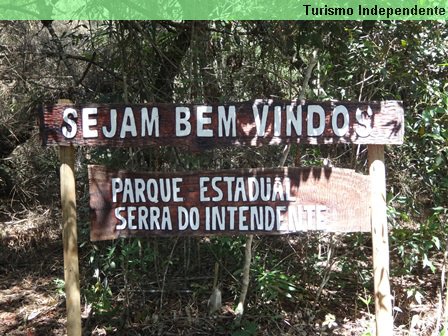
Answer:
xmin=0 ymin=21 xmax=446 ymax=335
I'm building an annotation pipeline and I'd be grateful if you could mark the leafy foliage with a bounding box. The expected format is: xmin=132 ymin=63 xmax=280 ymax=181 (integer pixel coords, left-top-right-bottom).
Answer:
xmin=0 ymin=20 xmax=447 ymax=335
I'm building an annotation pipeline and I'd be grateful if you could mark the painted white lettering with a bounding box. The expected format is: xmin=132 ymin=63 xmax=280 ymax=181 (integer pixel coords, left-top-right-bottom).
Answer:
xmin=260 ymin=177 xmax=272 ymax=201
xmin=253 ymin=104 xmax=269 ymax=137
xmin=197 ymin=106 xmax=213 ymax=137
xmin=265 ymin=206 xmax=275 ymax=231
xmin=205 ymin=207 xmax=210 ymax=230
xmin=115 ymin=207 xmax=127 ymax=230
xmin=276 ymin=206 xmax=287 ymax=230
xmin=159 ymin=178 xmax=171 ymax=202
xmin=211 ymin=177 xmax=223 ymax=201
xmin=227 ymin=206 xmax=237 ymax=230
xmin=247 ymin=177 xmax=259 ymax=201
xmin=127 ymin=206 xmax=137 ymax=230
xmin=332 ymin=105 xmax=349 ymax=137
xmin=212 ymin=207 xmax=225 ymax=231
xmin=238 ymin=206 xmax=249 ymax=231
xmin=82 ymin=108 xmax=98 ymax=138
xmin=223 ymin=176 xmax=235 ymax=201
xmin=172 ymin=178 xmax=184 ymax=202
xmin=271 ymin=177 xmax=285 ymax=201
xmin=122 ymin=178 xmax=135 ymax=203
xmin=103 ymin=109 xmax=117 ymax=138
xmin=178 ymin=206 xmax=189 ymax=230
xmin=161 ymin=207 xmax=172 ymax=230
xmin=138 ymin=207 xmax=149 ymax=230
xmin=149 ymin=207 xmax=161 ymax=230
xmin=141 ymin=107 xmax=160 ymax=137
xmin=218 ymin=106 xmax=236 ymax=137
xmin=190 ymin=207 xmax=200 ymax=230
xmin=176 ymin=107 xmax=191 ymax=136
xmin=146 ymin=179 xmax=158 ymax=203
xmin=234 ymin=178 xmax=247 ymax=202
xmin=274 ymin=105 xmax=282 ymax=136
xmin=303 ymin=205 xmax=315 ymax=229
xmin=288 ymin=205 xmax=303 ymax=231
xmin=250 ymin=206 xmax=263 ymax=230
xmin=134 ymin=179 xmax=146 ymax=202
xmin=112 ymin=178 xmax=123 ymax=202
xmin=62 ymin=108 xmax=78 ymax=139
xmin=120 ymin=107 xmax=137 ymax=138
xmin=307 ymin=105 xmax=325 ymax=136
xmin=199 ymin=177 xmax=210 ymax=202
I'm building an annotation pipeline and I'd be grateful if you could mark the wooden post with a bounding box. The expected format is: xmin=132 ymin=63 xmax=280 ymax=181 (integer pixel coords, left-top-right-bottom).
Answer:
xmin=59 ymin=99 xmax=82 ymax=336
xmin=368 ymin=145 xmax=393 ymax=336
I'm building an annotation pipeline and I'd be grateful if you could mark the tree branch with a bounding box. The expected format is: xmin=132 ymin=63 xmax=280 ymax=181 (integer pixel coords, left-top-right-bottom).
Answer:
xmin=153 ymin=22 xmax=193 ymax=102
xmin=235 ymin=234 xmax=254 ymax=318
xmin=41 ymin=21 xmax=78 ymax=87
xmin=280 ymin=49 xmax=319 ymax=167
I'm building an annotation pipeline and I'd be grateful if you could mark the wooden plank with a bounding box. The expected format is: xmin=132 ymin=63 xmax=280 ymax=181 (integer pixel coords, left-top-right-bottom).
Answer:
xmin=60 ymin=145 xmax=81 ymax=335
xmin=41 ymin=100 xmax=404 ymax=149
xmin=368 ymin=145 xmax=393 ymax=336
xmin=88 ymin=165 xmax=371 ymax=241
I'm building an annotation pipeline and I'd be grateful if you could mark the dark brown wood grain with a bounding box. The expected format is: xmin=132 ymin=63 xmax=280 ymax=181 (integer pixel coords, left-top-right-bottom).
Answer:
xmin=88 ymin=165 xmax=371 ymax=241
xmin=41 ymin=100 xmax=404 ymax=149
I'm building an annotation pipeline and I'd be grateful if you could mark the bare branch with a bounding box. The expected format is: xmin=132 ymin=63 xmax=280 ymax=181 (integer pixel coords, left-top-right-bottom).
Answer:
xmin=41 ymin=21 xmax=79 ymax=87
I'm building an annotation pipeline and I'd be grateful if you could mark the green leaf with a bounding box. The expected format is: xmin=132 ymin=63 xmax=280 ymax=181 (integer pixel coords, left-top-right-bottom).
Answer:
xmin=432 ymin=236 xmax=441 ymax=250
xmin=422 ymin=254 xmax=436 ymax=273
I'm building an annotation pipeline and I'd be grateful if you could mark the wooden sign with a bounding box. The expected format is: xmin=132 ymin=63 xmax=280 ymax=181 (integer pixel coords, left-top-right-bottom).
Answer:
xmin=41 ymin=100 xmax=404 ymax=149
xmin=88 ymin=165 xmax=371 ymax=241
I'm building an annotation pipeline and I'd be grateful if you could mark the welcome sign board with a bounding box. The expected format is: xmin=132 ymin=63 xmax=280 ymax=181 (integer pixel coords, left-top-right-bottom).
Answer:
xmin=41 ymin=100 xmax=404 ymax=149
xmin=41 ymin=98 xmax=402 ymax=336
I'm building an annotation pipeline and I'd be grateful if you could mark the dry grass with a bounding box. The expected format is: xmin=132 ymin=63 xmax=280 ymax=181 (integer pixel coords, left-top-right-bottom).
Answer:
xmin=0 ymin=204 xmax=66 ymax=336
xmin=0 ymin=188 xmax=445 ymax=336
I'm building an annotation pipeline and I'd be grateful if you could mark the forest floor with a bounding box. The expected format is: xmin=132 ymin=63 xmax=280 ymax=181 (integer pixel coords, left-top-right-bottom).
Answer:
xmin=0 ymin=202 xmax=444 ymax=336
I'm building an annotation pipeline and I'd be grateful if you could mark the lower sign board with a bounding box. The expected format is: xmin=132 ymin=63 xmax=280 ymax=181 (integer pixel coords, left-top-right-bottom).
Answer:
xmin=88 ymin=165 xmax=371 ymax=241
